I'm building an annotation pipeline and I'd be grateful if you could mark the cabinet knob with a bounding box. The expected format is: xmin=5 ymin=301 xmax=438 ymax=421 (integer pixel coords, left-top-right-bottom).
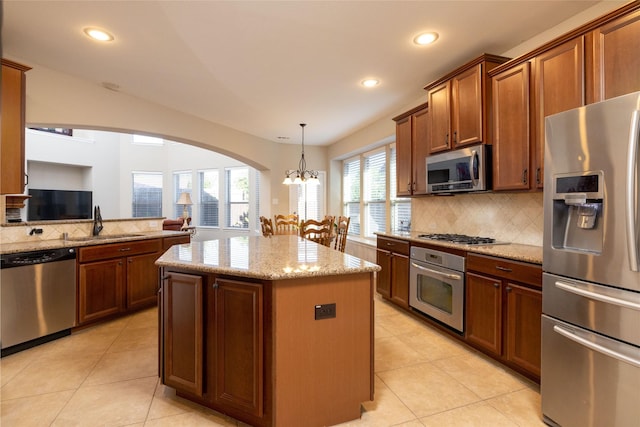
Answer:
xmin=522 ymin=169 xmax=528 ymax=184
xmin=128 ymin=259 xmax=132 ymax=263
xmin=494 ymin=283 xmax=500 ymax=288
xmin=213 ymin=282 xmax=219 ymax=289
xmin=445 ymin=133 xmax=449 ymax=146
xmin=453 ymin=131 xmax=457 ymax=145
xmin=536 ymin=168 xmax=541 ymax=185
xmin=506 ymin=286 xmax=512 ymax=292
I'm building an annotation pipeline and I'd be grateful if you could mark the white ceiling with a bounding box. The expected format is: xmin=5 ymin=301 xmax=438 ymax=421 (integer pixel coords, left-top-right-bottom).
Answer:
xmin=3 ymin=1 xmax=605 ymax=146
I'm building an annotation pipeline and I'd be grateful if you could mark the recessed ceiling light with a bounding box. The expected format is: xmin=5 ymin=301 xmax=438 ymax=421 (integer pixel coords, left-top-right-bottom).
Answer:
xmin=361 ymin=79 xmax=380 ymax=88
xmin=413 ymin=32 xmax=439 ymax=46
xmin=83 ymin=27 xmax=114 ymax=42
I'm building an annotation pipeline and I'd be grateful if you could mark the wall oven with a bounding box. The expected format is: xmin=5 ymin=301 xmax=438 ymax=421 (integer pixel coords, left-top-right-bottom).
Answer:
xmin=426 ymin=144 xmax=491 ymax=194
xmin=409 ymin=246 xmax=465 ymax=333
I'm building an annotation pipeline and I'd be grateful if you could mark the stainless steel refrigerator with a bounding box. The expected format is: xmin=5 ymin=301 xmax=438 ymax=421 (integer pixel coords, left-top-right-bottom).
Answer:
xmin=542 ymin=91 xmax=640 ymax=427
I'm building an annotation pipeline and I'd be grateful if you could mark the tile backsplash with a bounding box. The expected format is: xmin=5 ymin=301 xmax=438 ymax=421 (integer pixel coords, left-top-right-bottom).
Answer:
xmin=411 ymin=192 xmax=543 ymax=246
xmin=0 ymin=218 xmax=164 ymax=245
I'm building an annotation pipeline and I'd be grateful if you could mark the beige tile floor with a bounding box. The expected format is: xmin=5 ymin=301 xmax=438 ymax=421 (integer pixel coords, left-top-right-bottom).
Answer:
xmin=0 ymin=295 xmax=545 ymax=426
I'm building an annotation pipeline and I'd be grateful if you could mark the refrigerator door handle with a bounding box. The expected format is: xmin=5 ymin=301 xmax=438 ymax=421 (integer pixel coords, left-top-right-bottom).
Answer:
xmin=554 ymin=280 xmax=640 ymax=311
xmin=553 ymin=324 xmax=640 ymax=368
xmin=626 ymin=109 xmax=640 ymax=272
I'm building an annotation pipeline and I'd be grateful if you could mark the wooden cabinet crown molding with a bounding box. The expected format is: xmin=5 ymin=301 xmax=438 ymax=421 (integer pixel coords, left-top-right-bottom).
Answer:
xmin=392 ymin=102 xmax=429 ymax=122
xmin=423 ymin=53 xmax=511 ymax=91
xmin=489 ymin=0 xmax=640 ymax=77
xmin=1 ymin=58 xmax=32 ymax=72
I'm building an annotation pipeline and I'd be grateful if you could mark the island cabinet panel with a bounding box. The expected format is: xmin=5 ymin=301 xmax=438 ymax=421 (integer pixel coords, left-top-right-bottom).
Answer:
xmin=209 ymin=278 xmax=264 ymax=418
xmin=589 ymin=9 xmax=640 ymax=103
xmin=162 ymin=272 xmax=203 ymax=397
xmin=465 ymin=253 xmax=542 ymax=381
xmin=376 ymin=236 xmax=410 ymax=308
xmin=492 ymin=62 xmax=532 ymax=191
xmin=271 ymin=273 xmax=373 ymax=427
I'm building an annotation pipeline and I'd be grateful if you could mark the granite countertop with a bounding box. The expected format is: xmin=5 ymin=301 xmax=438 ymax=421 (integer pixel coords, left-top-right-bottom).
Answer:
xmin=156 ymin=234 xmax=381 ymax=280
xmin=0 ymin=230 xmax=190 ymax=255
xmin=376 ymin=231 xmax=543 ymax=265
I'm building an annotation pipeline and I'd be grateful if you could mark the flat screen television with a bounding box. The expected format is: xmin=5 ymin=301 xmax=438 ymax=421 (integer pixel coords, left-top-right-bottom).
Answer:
xmin=27 ymin=189 xmax=93 ymax=221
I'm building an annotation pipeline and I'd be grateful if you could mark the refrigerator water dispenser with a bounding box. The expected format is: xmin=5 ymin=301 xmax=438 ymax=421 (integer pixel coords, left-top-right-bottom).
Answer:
xmin=551 ymin=171 xmax=604 ymax=254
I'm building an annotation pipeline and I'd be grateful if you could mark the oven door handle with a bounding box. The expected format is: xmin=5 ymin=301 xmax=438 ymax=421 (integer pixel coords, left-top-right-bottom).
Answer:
xmin=411 ymin=262 xmax=462 ymax=281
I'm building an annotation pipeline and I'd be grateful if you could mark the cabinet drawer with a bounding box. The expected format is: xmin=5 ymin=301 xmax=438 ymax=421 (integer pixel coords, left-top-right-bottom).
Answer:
xmin=79 ymin=239 xmax=162 ymax=263
xmin=376 ymin=237 xmax=410 ymax=255
xmin=467 ymin=253 xmax=541 ymax=288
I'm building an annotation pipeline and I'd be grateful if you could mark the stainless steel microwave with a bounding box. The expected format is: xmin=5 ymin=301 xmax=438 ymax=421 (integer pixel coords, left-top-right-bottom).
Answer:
xmin=426 ymin=145 xmax=491 ymax=194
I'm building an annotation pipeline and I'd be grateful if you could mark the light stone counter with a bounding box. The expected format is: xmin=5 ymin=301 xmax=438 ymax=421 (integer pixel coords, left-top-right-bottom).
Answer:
xmin=376 ymin=231 xmax=543 ymax=264
xmin=0 ymin=230 xmax=190 ymax=255
xmin=156 ymin=234 xmax=381 ymax=280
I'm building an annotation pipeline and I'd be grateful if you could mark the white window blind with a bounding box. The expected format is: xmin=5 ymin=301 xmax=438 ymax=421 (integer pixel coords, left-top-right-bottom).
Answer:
xmin=226 ymin=167 xmax=249 ymax=229
xmin=343 ymin=158 xmax=361 ymax=235
xmin=390 ymin=145 xmax=412 ymax=232
xmin=132 ymin=172 xmax=163 ymax=217
xmin=199 ymin=169 xmax=219 ymax=227
xmin=289 ymin=171 xmax=326 ymax=221
xmin=173 ymin=172 xmax=192 ymax=219
xmin=364 ymin=149 xmax=386 ymax=237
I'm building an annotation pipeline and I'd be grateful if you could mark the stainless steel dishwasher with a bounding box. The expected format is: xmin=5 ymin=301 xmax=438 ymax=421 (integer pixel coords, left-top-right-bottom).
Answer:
xmin=1 ymin=247 xmax=77 ymax=355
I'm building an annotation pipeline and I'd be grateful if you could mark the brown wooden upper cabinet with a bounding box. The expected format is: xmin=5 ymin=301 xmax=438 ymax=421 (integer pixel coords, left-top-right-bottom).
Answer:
xmin=393 ymin=103 xmax=429 ymax=196
xmin=1 ymin=59 xmax=31 ymax=195
xmin=490 ymin=2 xmax=640 ymax=192
xmin=424 ymin=54 xmax=510 ymax=154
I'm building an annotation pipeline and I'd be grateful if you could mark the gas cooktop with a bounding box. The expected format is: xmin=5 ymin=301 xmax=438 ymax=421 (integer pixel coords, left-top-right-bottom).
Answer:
xmin=417 ymin=233 xmax=510 ymax=245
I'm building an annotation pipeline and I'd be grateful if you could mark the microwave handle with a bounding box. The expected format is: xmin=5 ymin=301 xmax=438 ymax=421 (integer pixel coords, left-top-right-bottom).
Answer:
xmin=469 ymin=149 xmax=478 ymax=187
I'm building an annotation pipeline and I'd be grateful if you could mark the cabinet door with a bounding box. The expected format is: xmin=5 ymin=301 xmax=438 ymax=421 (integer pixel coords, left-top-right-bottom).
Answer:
xmin=452 ymin=64 xmax=483 ymax=147
xmin=590 ymin=10 xmax=640 ymax=102
xmin=390 ymin=253 xmax=410 ymax=308
xmin=534 ymin=37 xmax=585 ymax=189
xmin=412 ymin=107 xmax=429 ymax=195
xmin=428 ymin=82 xmax=451 ymax=153
xmin=465 ymin=272 xmax=502 ymax=356
xmin=1 ymin=61 xmax=27 ymax=194
xmin=78 ymin=258 xmax=125 ymax=324
xmin=492 ymin=62 xmax=532 ymax=191
xmin=210 ymin=278 xmax=264 ymax=417
xmin=375 ymin=249 xmax=391 ymax=299
xmin=505 ymin=282 xmax=542 ymax=378
xmin=395 ymin=116 xmax=413 ymax=196
xmin=163 ymin=272 xmax=203 ymax=396
xmin=127 ymin=252 xmax=160 ymax=310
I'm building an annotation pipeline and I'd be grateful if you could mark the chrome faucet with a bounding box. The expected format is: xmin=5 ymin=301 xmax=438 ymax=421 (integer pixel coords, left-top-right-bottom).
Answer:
xmin=93 ymin=206 xmax=103 ymax=236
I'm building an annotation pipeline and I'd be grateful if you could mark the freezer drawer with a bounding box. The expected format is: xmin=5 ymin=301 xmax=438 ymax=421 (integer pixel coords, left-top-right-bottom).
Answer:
xmin=543 ymin=273 xmax=640 ymax=347
xmin=541 ymin=315 xmax=640 ymax=427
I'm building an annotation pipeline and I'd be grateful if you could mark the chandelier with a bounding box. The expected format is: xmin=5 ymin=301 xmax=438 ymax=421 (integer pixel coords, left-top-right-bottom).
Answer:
xmin=282 ymin=123 xmax=319 ymax=185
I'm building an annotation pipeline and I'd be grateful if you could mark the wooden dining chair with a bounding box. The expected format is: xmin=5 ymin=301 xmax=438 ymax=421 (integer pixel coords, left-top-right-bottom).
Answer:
xmin=274 ymin=213 xmax=299 ymax=235
xmin=333 ymin=215 xmax=350 ymax=252
xmin=299 ymin=217 xmax=334 ymax=247
xmin=259 ymin=216 xmax=274 ymax=237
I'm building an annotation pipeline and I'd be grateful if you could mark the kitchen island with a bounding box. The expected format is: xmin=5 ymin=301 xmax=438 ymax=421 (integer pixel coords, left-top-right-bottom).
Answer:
xmin=155 ymin=235 xmax=380 ymax=427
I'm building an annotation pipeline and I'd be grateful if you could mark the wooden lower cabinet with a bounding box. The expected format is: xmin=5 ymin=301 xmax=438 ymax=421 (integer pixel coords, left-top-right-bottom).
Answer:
xmin=77 ymin=238 xmax=162 ymax=325
xmin=78 ymin=258 xmax=125 ymax=324
xmin=376 ymin=236 xmax=410 ymax=308
xmin=465 ymin=253 xmax=542 ymax=380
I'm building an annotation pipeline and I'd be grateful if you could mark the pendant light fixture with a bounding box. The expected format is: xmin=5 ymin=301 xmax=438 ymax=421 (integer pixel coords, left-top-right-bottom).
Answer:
xmin=282 ymin=123 xmax=319 ymax=185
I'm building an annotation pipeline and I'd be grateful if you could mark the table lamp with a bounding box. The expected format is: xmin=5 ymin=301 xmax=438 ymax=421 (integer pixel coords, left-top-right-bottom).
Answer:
xmin=177 ymin=192 xmax=193 ymax=229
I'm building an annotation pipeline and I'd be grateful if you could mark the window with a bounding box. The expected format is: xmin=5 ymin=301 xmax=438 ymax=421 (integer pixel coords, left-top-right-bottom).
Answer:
xmin=289 ymin=171 xmax=326 ymax=221
xmin=132 ymin=172 xmax=162 ymax=217
xmin=173 ymin=172 xmax=192 ymax=219
xmin=363 ymin=149 xmax=386 ymax=237
xmin=343 ymin=158 xmax=361 ymax=235
xmin=342 ymin=143 xmax=411 ymax=238
xmin=199 ymin=169 xmax=219 ymax=227
xmin=225 ymin=167 xmax=249 ymax=229
xmin=132 ymin=134 xmax=163 ymax=145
